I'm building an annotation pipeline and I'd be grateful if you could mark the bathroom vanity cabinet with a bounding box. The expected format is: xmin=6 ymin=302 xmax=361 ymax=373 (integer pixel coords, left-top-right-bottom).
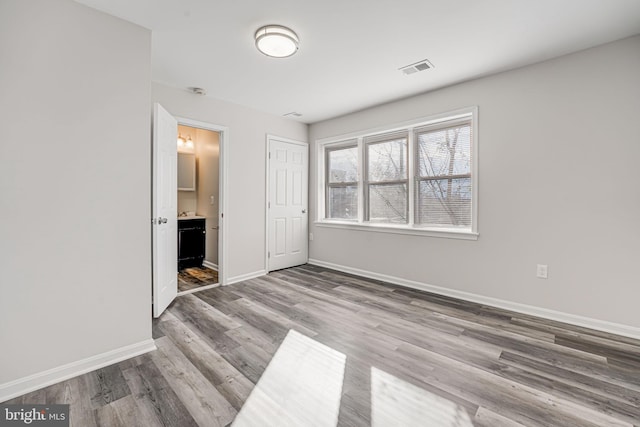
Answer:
xmin=178 ymin=217 xmax=205 ymax=270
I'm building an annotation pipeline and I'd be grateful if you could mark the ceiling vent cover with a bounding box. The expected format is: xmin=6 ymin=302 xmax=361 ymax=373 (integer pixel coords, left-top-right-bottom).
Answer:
xmin=283 ymin=112 xmax=302 ymax=117
xmin=399 ymin=59 xmax=434 ymax=75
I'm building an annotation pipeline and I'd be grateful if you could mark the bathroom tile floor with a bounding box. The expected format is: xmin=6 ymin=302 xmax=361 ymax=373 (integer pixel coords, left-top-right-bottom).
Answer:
xmin=178 ymin=266 xmax=218 ymax=292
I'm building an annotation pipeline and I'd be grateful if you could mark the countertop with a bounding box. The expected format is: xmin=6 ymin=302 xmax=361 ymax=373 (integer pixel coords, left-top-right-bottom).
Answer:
xmin=178 ymin=215 xmax=206 ymax=220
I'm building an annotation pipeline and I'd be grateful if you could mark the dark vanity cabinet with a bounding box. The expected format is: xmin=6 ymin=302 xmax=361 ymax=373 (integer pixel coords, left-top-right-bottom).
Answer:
xmin=178 ymin=218 xmax=205 ymax=270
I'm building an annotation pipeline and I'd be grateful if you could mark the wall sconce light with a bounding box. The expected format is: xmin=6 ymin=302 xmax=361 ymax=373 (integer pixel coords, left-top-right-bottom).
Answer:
xmin=177 ymin=134 xmax=195 ymax=150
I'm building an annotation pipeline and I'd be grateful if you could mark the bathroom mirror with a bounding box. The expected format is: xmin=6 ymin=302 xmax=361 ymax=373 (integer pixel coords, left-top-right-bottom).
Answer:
xmin=178 ymin=152 xmax=196 ymax=191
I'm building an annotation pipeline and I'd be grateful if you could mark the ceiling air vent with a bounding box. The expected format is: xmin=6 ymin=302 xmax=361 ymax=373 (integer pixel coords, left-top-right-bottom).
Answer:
xmin=283 ymin=112 xmax=302 ymax=117
xmin=399 ymin=59 xmax=434 ymax=75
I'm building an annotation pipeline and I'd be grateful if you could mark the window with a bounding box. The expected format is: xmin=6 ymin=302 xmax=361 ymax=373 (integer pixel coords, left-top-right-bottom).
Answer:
xmin=317 ymin=107 xmax=478 ymax=239
xmin=325 ymin=143 xmax=358 ymax=220
xmin=415 ymin=120 xmax=472 ymax=228
xmin=365 ymin=133 xmax=408 ymax=223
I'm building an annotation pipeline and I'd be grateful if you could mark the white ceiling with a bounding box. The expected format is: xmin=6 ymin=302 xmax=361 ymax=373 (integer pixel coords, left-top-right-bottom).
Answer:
xmin=76 ymin=0 xmax=640 ymax=124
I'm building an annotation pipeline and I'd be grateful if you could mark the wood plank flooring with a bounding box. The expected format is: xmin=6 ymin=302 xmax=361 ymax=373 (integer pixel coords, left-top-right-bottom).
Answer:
xmin=178 ymin=266 xmax=219 ymax=292
xmin=6 ymin=264 xmax=640 ymax=426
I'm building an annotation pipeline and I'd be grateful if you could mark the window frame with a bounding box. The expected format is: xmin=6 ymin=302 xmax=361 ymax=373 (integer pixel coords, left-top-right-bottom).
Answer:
xmin=316 ymin=106 xmax=478 ymax=240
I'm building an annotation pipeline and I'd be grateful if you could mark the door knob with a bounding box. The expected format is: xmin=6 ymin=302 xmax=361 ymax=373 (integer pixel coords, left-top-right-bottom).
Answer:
xmin=302 ymin=209 xmax=307 ymax=214
xmin=160 ymin=217 xmax=168 ymax=224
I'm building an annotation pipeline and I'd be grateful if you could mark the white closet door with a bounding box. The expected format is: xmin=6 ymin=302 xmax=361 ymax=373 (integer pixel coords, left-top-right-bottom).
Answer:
xmin=268 ymin=138 xmax=309 ymax=271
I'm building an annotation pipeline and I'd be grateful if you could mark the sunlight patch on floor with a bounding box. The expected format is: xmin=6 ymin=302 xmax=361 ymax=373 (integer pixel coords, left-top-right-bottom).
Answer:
xmin=232 ymin=329 xmax=346 ymax=427
xmin=371 ymin=367 xmax=473 ymax=427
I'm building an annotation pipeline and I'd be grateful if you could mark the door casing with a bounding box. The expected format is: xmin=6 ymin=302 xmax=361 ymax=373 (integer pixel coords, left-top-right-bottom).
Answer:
xmin=152 ymin=108 xmax=230 ymax=316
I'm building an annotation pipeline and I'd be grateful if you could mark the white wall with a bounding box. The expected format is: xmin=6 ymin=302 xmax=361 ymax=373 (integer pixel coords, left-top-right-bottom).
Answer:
xmin=177 ymin=189 xmax=198 ymax=214
xmin=0 ymin=0 xmax=153 ymax=396
xmin=309 ymin=36 xmax=640 ymax=332
xmin=152 ymin=83 xmax=308 ymax=281
xmin=194 ymin=128 xmax=220 ymax=266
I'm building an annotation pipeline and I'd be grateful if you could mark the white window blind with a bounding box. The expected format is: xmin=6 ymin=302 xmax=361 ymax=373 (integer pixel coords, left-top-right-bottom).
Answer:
xmin=415 ymin=121 xmax=472 ymax=228
xmin=364 ymin=132 xmax=408 ymax=223
xmin=326 ymin=143 xmax=358 ymax=220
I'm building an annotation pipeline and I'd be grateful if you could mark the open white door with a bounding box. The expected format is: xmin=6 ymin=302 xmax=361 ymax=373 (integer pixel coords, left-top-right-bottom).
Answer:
xmin=268 ymin=137 xmax=309 ymax=271
xmin=152 ymin=103 xmax=178 ymax=317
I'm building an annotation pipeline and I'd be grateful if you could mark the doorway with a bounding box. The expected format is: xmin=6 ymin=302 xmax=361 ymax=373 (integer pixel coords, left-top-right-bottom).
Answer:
xmin=176 ymin=123 xmax=222 ymax=294
xmin=152 ymin=104 xmax=229 ymax=318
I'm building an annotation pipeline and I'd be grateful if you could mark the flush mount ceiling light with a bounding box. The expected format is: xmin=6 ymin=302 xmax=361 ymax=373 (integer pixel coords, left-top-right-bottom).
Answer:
xmin=255 ymin=25 xmax=299 ymax=58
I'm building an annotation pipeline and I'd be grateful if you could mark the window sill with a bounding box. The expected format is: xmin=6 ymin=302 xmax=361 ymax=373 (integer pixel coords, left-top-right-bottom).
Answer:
xmin=314 ymin=220 xmax=479 ymax=240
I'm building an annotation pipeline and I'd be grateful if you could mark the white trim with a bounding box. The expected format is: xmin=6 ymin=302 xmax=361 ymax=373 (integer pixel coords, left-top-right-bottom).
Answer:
xmin=0 ymin=339 xmax=156 ymax=403
xmin=314 ymin=221 xmax=479 ymax=240
xmin=470 ymin=107 xmax=479 ymax=234
xmin=175 ymin=116 xmax=229 ymax=286
xmin=266 ymin=134 xmax=308 ymax=147
xmin=265 ymin=136 xmax=270 ymax=273
xmin=307 ymin=259 xmax=640 ymax=341
xmin=407 ymin=128 xmax=416 ymax=227
xmin=202 ymin=260 xmax=218 ymax=271
xmin=356 ymin=138 xmax=365 ymax=223
xmin=220 ymin=128 xmax=229 ymax=286
xmin=316 ymin=106 xmax=477 ymax=145
xmin=227 ymin=269 xmax=267 ymax=285
xmin=316 ymin=140 xmax=326 ymax=222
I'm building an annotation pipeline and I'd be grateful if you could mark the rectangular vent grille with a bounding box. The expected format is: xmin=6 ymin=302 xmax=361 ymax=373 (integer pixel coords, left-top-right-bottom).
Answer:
xmin=283 ymin=112 xmax=302 ymax=117
xmin=399 ymin=59 xmax=434 ymax=75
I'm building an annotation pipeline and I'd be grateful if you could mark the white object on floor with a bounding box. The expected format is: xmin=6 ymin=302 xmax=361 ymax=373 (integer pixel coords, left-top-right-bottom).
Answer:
xmin=232 ymin=329 xmax=346 ymax=427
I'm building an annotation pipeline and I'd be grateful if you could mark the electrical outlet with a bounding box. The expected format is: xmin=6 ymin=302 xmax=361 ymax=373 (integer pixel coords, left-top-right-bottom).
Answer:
xmin=536 ymin=264 xmax=548 ymax=279
xmin=210 ymin=195 xmax=215 ymax=205
xmin=309 ymin=233 xmax=314 ymax=241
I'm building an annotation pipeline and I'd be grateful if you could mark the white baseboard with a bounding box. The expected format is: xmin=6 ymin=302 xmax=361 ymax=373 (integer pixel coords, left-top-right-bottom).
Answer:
xmin=0 ymin=339 xmax=156 ymax=403
xmin=202 ymin=260 xmax=218 ymax=271
xmin=227 ymin=269 xmax=267 ymax=286
xmin=308 ymin=259 xmax=640 ymax=341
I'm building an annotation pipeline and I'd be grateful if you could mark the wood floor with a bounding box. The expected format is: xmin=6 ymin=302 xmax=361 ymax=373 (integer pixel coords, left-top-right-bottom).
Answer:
xmin=6 ymin=265 xmax=640 ymax=426
xmin=178 ymin=266 xmax=219 ymax=292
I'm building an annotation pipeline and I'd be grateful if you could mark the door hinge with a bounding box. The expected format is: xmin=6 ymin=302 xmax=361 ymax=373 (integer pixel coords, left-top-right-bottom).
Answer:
xmin=268 ymin=251 xmax=271 ymax=258
xmin=269 ymin=152 xmax=271 ymax=159
xmin=268 ymin=201 xmax=270 ymax=208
